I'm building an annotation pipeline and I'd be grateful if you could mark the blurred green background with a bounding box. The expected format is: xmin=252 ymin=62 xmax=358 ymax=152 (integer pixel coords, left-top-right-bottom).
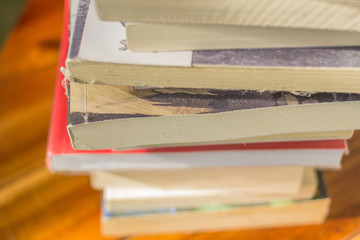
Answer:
xmin=0 ymin=0 xmax=26 ymax=49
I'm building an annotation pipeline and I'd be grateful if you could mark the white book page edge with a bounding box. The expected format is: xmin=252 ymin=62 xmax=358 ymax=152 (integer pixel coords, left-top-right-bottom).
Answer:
xmin=78 ymin=0 xmax=192 ymax=66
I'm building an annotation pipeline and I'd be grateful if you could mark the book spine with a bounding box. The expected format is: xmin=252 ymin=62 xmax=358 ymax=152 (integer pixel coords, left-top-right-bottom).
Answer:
xmin=45 ymin=0 xmax=70 ymax=170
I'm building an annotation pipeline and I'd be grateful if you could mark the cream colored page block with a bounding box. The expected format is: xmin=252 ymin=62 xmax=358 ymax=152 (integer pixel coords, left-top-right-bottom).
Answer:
xmin=68 ymin=63 xmax=360 ymax=93
xmin=126 ymin=23 xmax=360 ymax=52
xmin=102 ymin=198 xmax=330 ymax=236
xmin=91 ymin=166 xmax=304 ymax=195
xmin=101 ymin=168 xmax=318 ymax=212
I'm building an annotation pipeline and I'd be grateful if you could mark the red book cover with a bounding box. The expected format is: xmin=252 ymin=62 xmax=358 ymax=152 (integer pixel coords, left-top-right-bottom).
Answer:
xmin=46 ymin=0 xmax=347 ymax=173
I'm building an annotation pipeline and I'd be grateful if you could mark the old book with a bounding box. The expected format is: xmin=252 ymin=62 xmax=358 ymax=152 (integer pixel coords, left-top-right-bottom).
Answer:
xmin=94 ymin=0 xmax=360 ymax=32
xmin=66 ymin=0 xmax=360 ymax=93
xmin=68 ymin=81 xmax=360 ymax=150
xmin=47 ymin=9 xmax=351 ymax=173
xmin=126 ymin=22 xmax=360 ymax=52
xmin=50 ymin=138 xmax=347 ymax=172
xmin=90 ymin=166 xmax=305 ymax=192
xmin=102 ymin=168 xmax=317 ymax=212
xmin=102 ymin=171 xmax=329 ymax=236
xmin=93 ymin=167 xmax=316 ymax=212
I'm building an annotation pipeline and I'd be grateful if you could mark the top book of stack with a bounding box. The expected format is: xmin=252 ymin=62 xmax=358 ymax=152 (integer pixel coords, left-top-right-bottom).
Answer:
xmin=93 ymin=0 xmax=360 ymax=52
xmin=94 ymin=0 xmax=360 ymax=31
xmin=67 ymin=0 xmax=360 ymax=93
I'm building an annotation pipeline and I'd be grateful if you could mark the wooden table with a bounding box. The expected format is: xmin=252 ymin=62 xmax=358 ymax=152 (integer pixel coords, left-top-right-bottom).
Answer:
xmin=1 ymin=0 xmax=360 ymax=239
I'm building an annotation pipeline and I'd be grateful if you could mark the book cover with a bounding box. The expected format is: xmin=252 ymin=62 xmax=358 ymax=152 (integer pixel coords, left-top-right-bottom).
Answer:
xmin=69 ymin=82 xmax=360 ymax=125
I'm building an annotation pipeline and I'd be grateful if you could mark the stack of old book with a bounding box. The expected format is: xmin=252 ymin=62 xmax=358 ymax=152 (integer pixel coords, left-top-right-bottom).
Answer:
xmin=47 ymin=0 xmax=360 ymax=237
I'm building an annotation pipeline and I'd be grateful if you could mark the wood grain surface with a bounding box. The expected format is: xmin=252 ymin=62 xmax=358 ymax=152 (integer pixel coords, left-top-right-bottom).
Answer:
xmin=1 ymin=0 xmax=360 ymax=239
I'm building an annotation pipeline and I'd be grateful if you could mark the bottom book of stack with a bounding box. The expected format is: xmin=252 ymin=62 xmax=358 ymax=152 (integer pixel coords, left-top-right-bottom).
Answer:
xmin=96 ymin=169 xmax=329 ymax=236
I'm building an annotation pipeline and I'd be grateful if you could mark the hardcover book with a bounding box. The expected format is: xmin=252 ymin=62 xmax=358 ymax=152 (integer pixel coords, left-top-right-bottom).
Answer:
xmin=66 ymin=0 xmax=360 ymax=93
